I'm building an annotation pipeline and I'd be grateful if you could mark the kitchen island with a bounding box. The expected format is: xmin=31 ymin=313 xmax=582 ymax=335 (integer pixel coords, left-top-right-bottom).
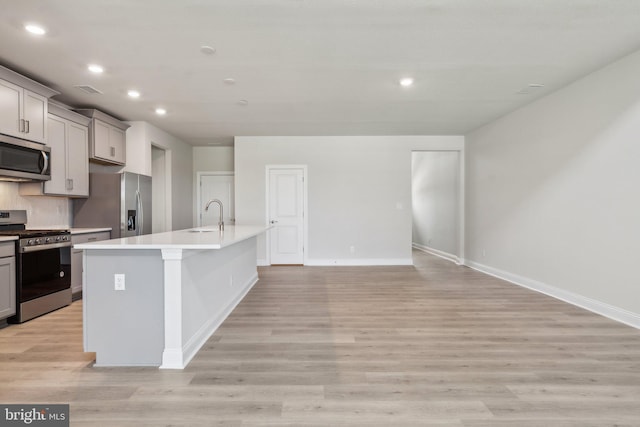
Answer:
xmin=75 ymin=225 xmax=269 ymax=369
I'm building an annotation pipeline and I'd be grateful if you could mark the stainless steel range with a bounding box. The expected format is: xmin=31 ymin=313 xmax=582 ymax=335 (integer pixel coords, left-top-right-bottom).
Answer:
xmin=0 ymin=210 xmax=71 ymax=323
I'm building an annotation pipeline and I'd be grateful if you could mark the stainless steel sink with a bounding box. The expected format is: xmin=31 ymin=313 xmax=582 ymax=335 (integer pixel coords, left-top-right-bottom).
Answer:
xmin=186 ymin=228 xmax=217 ymax=233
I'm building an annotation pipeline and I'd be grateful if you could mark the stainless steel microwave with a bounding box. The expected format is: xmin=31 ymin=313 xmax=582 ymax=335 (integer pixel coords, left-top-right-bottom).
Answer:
xmin=0 ymin=133 xmax=50 ymax=182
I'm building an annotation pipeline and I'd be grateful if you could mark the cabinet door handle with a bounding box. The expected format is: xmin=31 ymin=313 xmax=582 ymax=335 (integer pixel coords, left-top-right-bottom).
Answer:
xmin=25 ymin=120 xmax=30 ymax=134
xmin=88 ymin=237 xmax=97 ymax=242
xmin=110 ymin=146 xmax=115 ymax=157
xmin=66 ymin=179 xmax=74 ymax=190
xmin=19 ymin=119 xmax=25 ymax=133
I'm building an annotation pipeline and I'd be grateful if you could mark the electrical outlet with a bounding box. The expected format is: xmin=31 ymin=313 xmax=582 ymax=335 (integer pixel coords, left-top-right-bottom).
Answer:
xmin=114 ymin=274 xmax=126 ymax=291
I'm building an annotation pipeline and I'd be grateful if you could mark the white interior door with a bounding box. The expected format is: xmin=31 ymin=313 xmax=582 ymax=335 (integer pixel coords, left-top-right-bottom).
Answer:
xmin=199 ymin=174 xmax=234 ymax=227
xmin=268 ymin=168 xmax=305 ymax=265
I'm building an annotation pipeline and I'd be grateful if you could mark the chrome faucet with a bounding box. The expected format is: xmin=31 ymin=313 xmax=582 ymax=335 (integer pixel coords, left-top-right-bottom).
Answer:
xmin=204 ymin=199 xmax=224 ymax=231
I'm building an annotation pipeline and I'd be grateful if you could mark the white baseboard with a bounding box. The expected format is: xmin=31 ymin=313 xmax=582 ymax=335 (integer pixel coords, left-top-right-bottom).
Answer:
xmin=412 ymin=243 xmax=460 ymax=264
xmin=305 ymin=258 xmax=413 ymax=266
xmin=465 ymin=260 xmax=640 ymax=330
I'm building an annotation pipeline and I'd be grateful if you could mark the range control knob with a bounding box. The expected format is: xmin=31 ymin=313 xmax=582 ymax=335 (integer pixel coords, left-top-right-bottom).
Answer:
xmin=55 ymin=236 xmax=62 ymax=242
xmin=45 ymin=237 xmax=52 ymax=243
xmin=28 ymin=239 xmax=35 ymax=245
xmin=34 ymin=238 xmax=42 ymax=245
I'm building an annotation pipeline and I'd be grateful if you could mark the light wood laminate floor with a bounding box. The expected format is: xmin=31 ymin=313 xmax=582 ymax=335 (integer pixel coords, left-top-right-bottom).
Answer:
xmin=1 ymin=250 xmax=639 ymax=426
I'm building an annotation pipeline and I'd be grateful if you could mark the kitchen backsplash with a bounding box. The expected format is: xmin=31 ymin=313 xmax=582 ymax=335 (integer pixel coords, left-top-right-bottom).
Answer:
xmin=0 ymin=182 xmax=71 ymax=227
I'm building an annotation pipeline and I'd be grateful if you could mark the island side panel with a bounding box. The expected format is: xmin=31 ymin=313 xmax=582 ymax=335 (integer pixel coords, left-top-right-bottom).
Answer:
xmin=83 ymin=249 xmax=164 ymax=366
xmin=180 ymin=237 xmax=259 ymax=365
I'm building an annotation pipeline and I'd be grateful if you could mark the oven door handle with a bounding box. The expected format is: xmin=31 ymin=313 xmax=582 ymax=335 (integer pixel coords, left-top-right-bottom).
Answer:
xmin=20 ymin=241 xmax=72 ymax=253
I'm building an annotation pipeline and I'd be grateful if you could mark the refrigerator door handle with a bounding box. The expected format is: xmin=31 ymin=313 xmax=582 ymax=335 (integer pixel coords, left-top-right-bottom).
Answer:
xmin=137 ymin=190 xmax=143 ymax=236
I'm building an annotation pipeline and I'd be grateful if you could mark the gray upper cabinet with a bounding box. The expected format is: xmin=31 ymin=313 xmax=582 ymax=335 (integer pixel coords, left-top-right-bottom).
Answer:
xmin=75 ymin=109 xmax=129 ymax=165
xmin=0 ymin=66 xmax=59 ymax=144
xmin=20 ymin=104 xmax=90 ymax=197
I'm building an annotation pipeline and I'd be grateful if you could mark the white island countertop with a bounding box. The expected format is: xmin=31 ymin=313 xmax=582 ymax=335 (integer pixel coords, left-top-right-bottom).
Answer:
xmin=74 ymin=225 xmax=269 ymax=250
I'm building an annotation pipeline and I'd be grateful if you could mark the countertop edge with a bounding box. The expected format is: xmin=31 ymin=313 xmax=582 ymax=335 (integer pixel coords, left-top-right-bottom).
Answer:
xmin=75 ymin=225 xmax=269 ymax=250
xmin=71 ymin=228 xmax=113 ymax=235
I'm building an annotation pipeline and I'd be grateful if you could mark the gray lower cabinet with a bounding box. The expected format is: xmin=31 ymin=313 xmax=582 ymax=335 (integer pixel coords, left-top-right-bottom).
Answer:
xmin=71 ymin=231 xmax=111 ymax=296
xmin=0 ymin=242 xmax=16 ymax=320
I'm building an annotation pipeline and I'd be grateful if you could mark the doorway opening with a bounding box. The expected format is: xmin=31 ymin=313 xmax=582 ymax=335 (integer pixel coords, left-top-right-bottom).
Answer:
xmin=411 ymin=151 xmax=464 ymax=264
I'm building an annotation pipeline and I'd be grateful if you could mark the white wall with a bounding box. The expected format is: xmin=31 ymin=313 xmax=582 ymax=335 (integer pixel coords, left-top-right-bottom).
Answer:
xmin=124 ymin=122 xmax=151 ymax=176
xmin=412 ymin=151 xmax=459 ymax=259
xmin=465 ymin=48 xmax=640 ymax=326
xmin=126 ymin=122 xmax=194 ymax=231
xmin=0 ymin=183 xmax=70 ymax=227
xmin=193 ymin=146 xmax=234 ymax=172
xmin=235 ymin=136 xmax=463 ymax=265
xmin=192 ymin=146 xmax=235 ymax=226
xmin=151 ymin=146 xmax=166 ymax=233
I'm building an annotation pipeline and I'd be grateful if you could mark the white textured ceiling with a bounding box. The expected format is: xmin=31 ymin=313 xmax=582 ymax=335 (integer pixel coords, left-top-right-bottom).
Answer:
xmin=1 ymin=0 xmax=640 ymax=146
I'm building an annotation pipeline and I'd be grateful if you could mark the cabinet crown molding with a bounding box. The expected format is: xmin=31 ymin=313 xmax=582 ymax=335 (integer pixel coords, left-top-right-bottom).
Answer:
xmin=48 ymin=103 xmax=91 ymax=126
xmin=0 ymin=65 xmax=60 ymax=98
xmin=74 ymin=109 xmax=130 ymax=131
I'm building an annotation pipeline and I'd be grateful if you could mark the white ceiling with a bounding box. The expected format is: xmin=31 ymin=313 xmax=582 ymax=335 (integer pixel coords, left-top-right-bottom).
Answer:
xmin=2 ymin=1 xmax=640 ymax=146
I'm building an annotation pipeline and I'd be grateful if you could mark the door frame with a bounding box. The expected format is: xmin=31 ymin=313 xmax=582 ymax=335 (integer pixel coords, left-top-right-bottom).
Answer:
xmin=265 ymin=164 xmax=308 ymax=265
xmin=196 ymin=171 xmax=234 ymax=227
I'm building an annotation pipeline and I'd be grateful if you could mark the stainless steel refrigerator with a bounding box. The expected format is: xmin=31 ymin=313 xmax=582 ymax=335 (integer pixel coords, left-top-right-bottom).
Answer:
xmin=73 ymin=172 xmax=152 ymax=238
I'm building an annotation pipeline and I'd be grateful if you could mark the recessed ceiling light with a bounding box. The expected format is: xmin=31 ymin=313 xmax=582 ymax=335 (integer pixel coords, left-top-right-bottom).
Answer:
xmin=24 ymin=24 xmax=46 ymax=35
xmin=127 ymin=90 xmax=141 ymax=98
xmin=238 ymin=100 xmax=249 ymax=106
xmin=88 ymin=64 xmax=104 ymax=74
xmin=223 ymin=78 xmax=236 ymax=85
xmin=155 ymin=108 xmax=167 ymax=115
xmin=200 ymin=45 xmax=216 ymax=55
xmin=399 ymin=77 xmax=414 ymax=87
